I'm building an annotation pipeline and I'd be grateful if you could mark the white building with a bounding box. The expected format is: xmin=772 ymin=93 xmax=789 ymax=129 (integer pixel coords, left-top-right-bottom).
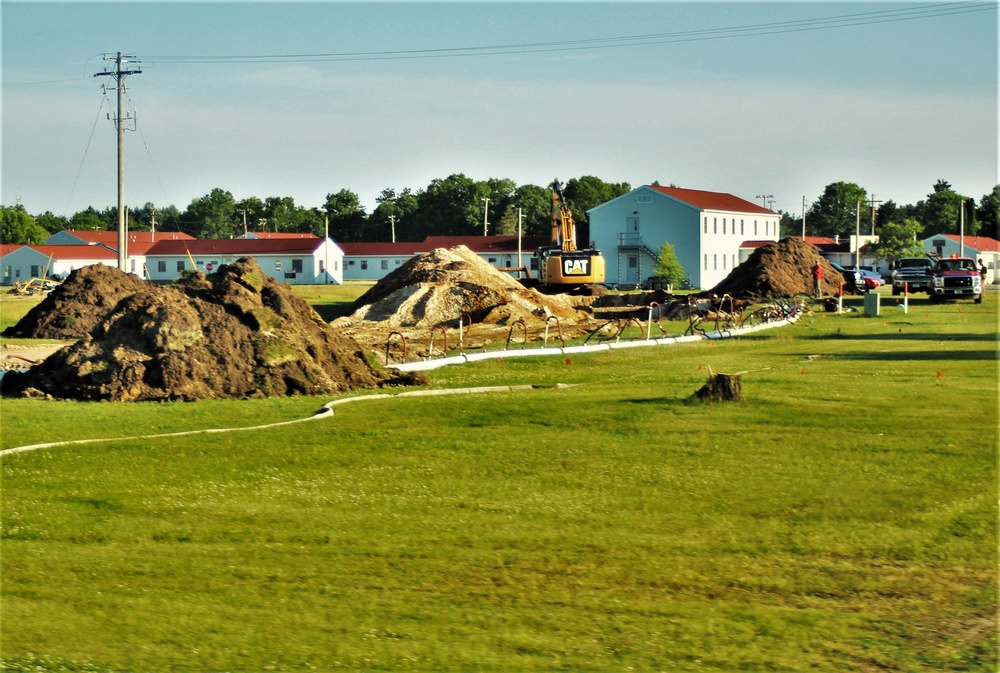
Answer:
xmin=1 ymin=244 xmax=118 ymax=285
xmin=588 ymin=185 xmax=780 ymax=289
xmin=340 ymin=236 xmax=548 ymax=282
xmin=144 ymin=237 xmax=344 ymax=284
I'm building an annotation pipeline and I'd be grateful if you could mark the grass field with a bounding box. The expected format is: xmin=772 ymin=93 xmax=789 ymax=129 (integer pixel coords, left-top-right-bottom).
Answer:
xmin=1 ymin=287 xmax=997 ymax=671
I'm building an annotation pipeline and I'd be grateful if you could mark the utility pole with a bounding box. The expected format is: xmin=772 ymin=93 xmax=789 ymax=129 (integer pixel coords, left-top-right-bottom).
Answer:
xmin=855 ymin=200 xmax=861 ymax=269
xmin=389 ymin=214 xmax=397 ymax=243
xmin=94 ymin=53 xmax=141 ymax=272
xmin=868 ymin=194 xmax=883 ymax=236
xmin=481 ymin=197 xmax=490 ymax=236
xmin=801 ymin=195 xmax=807 ymax=240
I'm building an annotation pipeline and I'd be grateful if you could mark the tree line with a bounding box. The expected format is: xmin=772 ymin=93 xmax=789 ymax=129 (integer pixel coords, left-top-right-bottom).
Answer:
xmin=3 ymin=175 xmax=998 ymax=254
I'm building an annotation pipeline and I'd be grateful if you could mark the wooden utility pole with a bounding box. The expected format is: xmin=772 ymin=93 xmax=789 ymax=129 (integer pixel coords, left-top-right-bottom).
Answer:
xmin=94 ymin=53 xmax=142 ymax=272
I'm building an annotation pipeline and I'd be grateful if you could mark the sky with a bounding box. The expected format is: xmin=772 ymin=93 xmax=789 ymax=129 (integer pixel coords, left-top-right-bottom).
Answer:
xmin=2 ymin=1 xmax=997 ymax=221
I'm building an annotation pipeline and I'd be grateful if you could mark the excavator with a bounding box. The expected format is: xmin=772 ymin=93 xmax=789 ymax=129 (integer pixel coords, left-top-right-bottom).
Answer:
xmin=536 ymin=180 xmax=606 ymax=289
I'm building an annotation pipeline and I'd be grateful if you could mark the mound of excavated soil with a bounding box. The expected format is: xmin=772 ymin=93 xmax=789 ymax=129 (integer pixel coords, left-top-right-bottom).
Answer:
xmin=2 ymin=264 xmax=150 ymax=339
xmin=708 ymin=237 xmax=855 ymax=299
xmin=1 ymin=259 xmax=398 ymax=401
xmin=335 ymin=246 xmax=588 ymax=332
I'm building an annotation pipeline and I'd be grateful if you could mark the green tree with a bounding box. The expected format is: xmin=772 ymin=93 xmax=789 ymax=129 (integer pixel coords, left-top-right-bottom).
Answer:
xmin=370 ymin=188 xmax=419 ymax=242
xmin=975 ymin=185 xmax=999 ymax=239
xmin=865 ymin=218 xmax=925 ymax=263
xmin=918 ymin=180 xmax=975 ymax=237
xmin=34 ymin=211 xmax=69 ymax=234
xmin=324 ymin=189 xmax=368 ymax=242
xmin=563 ymin=176 xmax=631 ymax=246
xmin=69 ymin=207 xmax=107 ymax=231
xmin=807 ymin=182 xmax=869 ymax=237
xmin=1 ymin=205 xmax=48 ymax=244
xmin=236 ymin=196 xmax=265 ymax=235
xmin=183 ymin=189 xmax=237 ymax=239
xmin=511 ymin=184 xmax=551 ymax=237
xmin=412 ymin=174 xmax=482 ymax=238
xmin=651 ymin=241 xmax=686 ymax=289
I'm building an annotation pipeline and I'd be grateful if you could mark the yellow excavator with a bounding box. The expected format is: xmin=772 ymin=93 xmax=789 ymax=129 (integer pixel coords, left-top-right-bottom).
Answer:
xmin=537 ymin=180 xmax=606 ymax=288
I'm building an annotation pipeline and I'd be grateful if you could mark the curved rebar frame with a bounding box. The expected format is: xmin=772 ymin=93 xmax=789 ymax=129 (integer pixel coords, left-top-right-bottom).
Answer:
xmin=505 ymin=319 xmax=528 ymax=350
xmin=385 ymin=331 xmax=407 ymax=364
xmin=428 ymin=325 xmax=448 ymax=359
xmin=543 ymin=315 xmax=566 ymax=349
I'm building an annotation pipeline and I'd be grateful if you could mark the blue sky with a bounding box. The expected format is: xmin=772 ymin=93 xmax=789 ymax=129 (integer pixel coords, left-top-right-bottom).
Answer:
xmin=3 ymin=1 xmax=997 ymax=220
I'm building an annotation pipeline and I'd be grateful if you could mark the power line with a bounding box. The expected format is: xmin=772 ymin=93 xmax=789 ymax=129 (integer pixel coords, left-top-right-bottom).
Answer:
xmin=143 ymin=2 xmax=995 ymax=65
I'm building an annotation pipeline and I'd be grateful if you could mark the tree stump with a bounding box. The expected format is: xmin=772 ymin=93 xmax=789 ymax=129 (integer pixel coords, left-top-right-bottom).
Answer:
xmin=691 ymin=373 xmax=742 ymax=402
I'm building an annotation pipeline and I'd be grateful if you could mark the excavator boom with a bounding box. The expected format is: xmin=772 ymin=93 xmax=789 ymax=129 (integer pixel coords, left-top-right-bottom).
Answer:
xmin=538 ymin=179 xmax=606 ymax=287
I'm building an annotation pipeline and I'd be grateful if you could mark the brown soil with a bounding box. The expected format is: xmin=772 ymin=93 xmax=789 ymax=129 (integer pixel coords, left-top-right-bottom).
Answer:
xmin=332 ymin=246 xmax=599 ymax=352
xmin=708 ymin=237 xmax=856 ymax=299
xmin=1 ymin=259 xmax=404 ymax=401
xmin=2 ymin=264 xmax=149 ymax=339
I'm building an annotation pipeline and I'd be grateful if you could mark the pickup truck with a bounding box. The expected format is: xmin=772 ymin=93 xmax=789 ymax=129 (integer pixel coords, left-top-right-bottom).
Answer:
xmin=929 ymin=256 xmax=983 ymax=304
xmin=890 ymin=257 xmax=934 ymax=295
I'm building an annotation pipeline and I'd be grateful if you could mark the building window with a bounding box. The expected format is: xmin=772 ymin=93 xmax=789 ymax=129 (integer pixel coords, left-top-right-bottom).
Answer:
xmin=723 ymin=218 xmax=727 ymax=234
xmin=704 ymin=254 xmax=708 ymax=270
xmin=334 ymin=261 xmax=339 ymax=271
xmin=395 ymin=260 xmax=401 ymax=265
xmin=319 ymin=260 xmax=325 ymax=273
xmin=348 ymin=260 xmax=355 ymax=266
xmin=177 ymin=261 xmax=185 ymax=272
xmin=488 ymin=257 xmax=497 ymax=264
xmin=713 ymin=254 xmax=718 ymax=270
xmin=713 ymin=217 xmax=718 ymax=234
xmin=723 ymin=255 xmax=727 ymax=270
xmin=360 ymin=260 xmax=368 ymax=270
xmin=196 ymin=260 xmax=205 ymax=268
xmin=703 ymin=217 xmax=708 ymax=234
xmin=381 ymin=260 xmax=389 ymax=270
xmin=636 ymin=194 xmax=652 ymax=203
xmin=30 ymin=265 xmax=40 ymax=277
xmin=741 ymin=220 xmax=745 ymax=235
xmin=754 ymin=220 xmax=758 ymax=236
xmin=3 ymin=265 xmax=9 ymax=280
xmin=274 ymin=260 xmax=283 ymax=272
xmin=157 ymin=261 xmax=166 ymax=273
xmin=292 ymin=259 xmax=303 ymax=273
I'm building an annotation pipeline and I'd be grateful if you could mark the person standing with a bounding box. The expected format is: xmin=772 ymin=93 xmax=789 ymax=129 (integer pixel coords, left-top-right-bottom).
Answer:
xmin=812 ymin=261 xmax=823 ymax=298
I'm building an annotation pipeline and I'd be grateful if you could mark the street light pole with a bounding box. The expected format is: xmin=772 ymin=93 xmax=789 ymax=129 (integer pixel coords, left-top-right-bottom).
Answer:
xmin=481 ymin=197 xmax=490 ymax=236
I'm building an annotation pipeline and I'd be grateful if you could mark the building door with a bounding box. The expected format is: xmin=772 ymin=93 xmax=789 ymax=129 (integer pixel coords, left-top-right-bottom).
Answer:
xmin=625 ymin=217 xmax=640 ymax=247
xmin=626 ymin=255 xmax=640 ymax=284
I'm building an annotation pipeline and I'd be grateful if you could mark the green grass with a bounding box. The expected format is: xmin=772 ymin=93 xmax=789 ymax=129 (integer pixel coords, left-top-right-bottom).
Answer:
xmin=1 ymin=290 xmax=997 ymax=671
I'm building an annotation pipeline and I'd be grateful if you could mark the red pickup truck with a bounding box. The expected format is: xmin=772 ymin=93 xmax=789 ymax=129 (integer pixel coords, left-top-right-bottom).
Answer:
xmin=929 ymin=257 xmax=983 ymax=304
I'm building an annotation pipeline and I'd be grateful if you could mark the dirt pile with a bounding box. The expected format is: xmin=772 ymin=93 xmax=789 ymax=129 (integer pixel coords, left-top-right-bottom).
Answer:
xmin=2 ymin=264 xmax=149 ymax=339
xmin=333 ymin=246 xmax=589 ymax=338
xmin=708 ymin=237 xmax=852 ymax=299
xmin=1 ymin=259 xmax=397 ymax=401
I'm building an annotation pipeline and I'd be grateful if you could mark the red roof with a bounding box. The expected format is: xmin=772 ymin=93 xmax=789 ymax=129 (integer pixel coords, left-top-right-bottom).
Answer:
xmin=340 ymin=236 xmax=549 ymax=257
xmin=0 ymin=244 xmax=24 ymax=257
xmin=339 ymin=242 xmax=426 ymax=256
xmin=739 ymin=240 xmax=778 ymax=249
xmin=648 ymin=186 xmax=775 ymax=214
xmin=937 ymin=234 xmax=1000 ymax=253
xmin=26 ymin=244 xmax=117 ymax=260
xmin=247 ymin=232 xmax=320 ymax=239
xmin=54 ymin=229 xmax=194 ymax=246
xmin=147 ymin=238 xmax=326 ymax=256
xmin=421 ymin=235 xmax=548 ymax=253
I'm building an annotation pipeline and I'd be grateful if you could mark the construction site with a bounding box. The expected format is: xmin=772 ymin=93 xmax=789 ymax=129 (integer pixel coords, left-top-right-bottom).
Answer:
xmin=0 ymin=236 xmax=842 ymax=402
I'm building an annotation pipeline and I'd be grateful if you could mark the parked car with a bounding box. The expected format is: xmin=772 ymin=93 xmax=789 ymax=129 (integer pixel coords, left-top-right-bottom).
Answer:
xmin=830 ymin=263 xmax=869 ymax=293
xmin=856 ymin=268 xmax=884 ymax=288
